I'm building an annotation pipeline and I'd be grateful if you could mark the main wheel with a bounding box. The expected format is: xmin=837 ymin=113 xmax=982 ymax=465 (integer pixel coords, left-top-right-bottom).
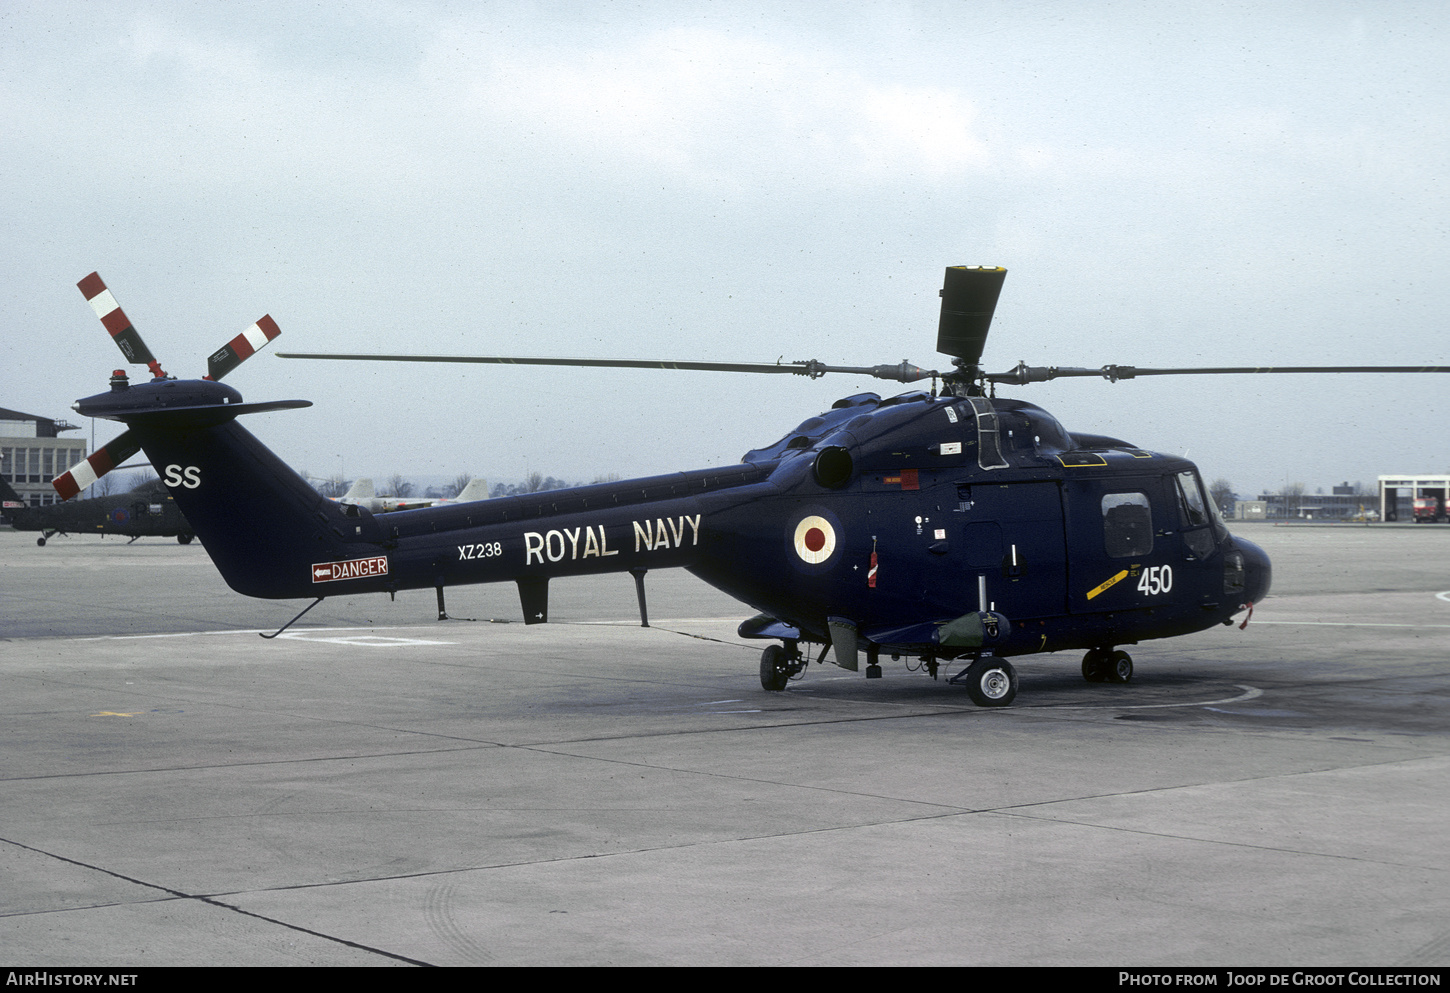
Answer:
xmin=964 ymin=656 xmax=1018 ymax=707
xmin=177 ymin=533 xmax=194 ymax=545
xmin=1082 ymin=649 xmax=1109 ymax=683
xmin=1106 ymin=650 xmax=1133 ymax=683
xmin=760 ymin=644 xmax=791 ymax=691
xmin=36 ymin=536 xmax=46 ymax=546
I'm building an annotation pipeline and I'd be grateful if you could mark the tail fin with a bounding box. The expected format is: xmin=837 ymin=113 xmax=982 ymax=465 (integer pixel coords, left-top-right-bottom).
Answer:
xmin=340 ymin=477 xmax=375 ymax=501
xmin=127 ymin=416 xmax=384 ymax=598
xmin=0 ymin=475 xmax=31 ymax=525
xmin=454 ymin=477 xmax=490 ymax=502
xmin=75 ymin=376 xmax=374 ymax=599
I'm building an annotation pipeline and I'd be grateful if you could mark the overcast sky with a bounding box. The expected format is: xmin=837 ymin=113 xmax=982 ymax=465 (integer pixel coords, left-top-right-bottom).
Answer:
xmin=3 ymin=1 xmax=1447 ymax=499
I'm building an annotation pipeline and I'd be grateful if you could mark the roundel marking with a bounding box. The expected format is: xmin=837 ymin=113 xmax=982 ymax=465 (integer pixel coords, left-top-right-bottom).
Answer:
xmin=793 ymin=515 xmax=837 ymax=564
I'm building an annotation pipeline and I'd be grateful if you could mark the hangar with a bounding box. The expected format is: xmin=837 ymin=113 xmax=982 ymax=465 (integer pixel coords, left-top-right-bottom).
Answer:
xmin=1378 ymin=474 xmax=1450 ymax=522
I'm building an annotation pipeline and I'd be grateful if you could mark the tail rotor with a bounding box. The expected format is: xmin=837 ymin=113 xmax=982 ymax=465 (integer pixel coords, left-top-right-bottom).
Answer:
xmin=52 ymin=274 xmax=284 ymax=500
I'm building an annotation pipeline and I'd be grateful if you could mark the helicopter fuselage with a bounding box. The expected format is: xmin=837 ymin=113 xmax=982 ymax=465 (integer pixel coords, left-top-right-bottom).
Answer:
xmin=80 ymin=376 xmax=1271 ymax=670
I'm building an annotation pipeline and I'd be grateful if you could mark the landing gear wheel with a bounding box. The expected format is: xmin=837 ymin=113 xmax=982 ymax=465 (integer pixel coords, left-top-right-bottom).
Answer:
xmin=1082 ymin=649 xmax=1109 ymax=683
xmin=36 ymin=536 xmax=47 ymax=547
xmin=760 ymin=644 xmax=791 ymax=692
xmin=964 ymin=656 xmax=1018 ymax=707
xmin=1106 ymin=650 xmax=1133 ymax=684
xmin=177 ymin=534 xmax=194 ymax=545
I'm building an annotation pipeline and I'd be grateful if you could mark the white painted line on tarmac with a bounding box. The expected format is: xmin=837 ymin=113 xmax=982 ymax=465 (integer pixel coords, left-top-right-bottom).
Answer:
xmin=1436 ymin=590 xmax=1450 ymax=602
xmin=273 ymin=632 xmax=454 ymax=647
xmin=1254 ymin=620 xmax=1450 ymax=628
xmin=1031 ymin=684 xmax=1264 ymax=712
xmin=72 ymin=625 xmax=453 ymax=644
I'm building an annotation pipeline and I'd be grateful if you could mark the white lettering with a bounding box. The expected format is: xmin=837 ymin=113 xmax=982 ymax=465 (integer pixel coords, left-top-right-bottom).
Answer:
xmin=163 ymin=464 xmax=202 ymax=489
xmin=545 ymin=530 xmax=565 ymax=562
xmin=1137 ymin=565 xmax=1173 ymax=596
xmin=634 ymin=520 xmax=652 ymax=552
xmin=525 ymin=532 xmax=544 ymax=565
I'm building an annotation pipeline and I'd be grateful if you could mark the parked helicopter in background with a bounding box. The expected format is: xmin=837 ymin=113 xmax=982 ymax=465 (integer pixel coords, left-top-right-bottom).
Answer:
xmin=2 ymin=473 xmax=193 ymax=545
xmin=54 ymin=267 xmax=1448 ymax=705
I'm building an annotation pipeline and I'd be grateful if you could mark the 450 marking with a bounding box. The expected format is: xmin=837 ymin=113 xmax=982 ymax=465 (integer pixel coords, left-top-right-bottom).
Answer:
xmin=458 ymin=541 xmax=503 ymax=561
xmin=1138 ymin=564 xmax=1173 ymax=596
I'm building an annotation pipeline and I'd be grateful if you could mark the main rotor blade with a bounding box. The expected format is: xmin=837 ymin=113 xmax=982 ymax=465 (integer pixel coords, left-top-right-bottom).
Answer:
xmin=275 ymin=352 xmax=940 ymax=384
xmin=937 ymin=265 xmax=1006 ymax=367
xmin=988 ymin=362 xmax=1450 ymax=385
xmin=77 ymin=273 xmax=167 ymax=380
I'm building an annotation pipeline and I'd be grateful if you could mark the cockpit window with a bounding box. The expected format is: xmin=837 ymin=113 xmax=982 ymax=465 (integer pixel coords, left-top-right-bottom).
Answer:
xmin=1102 ymin=492 xmax=1153 ymax=557
xmin=1176 ymin=471 xmax=1210 ymax=528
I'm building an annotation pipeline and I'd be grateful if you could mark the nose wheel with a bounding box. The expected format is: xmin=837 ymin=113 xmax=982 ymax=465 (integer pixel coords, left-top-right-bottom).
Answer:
xmin=759 ymin=644 xmax=804 ymax=691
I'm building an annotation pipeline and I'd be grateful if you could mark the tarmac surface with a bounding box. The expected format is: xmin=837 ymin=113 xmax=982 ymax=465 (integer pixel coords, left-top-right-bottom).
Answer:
xmin=1 ymin=522 xmax=1448 ymax=966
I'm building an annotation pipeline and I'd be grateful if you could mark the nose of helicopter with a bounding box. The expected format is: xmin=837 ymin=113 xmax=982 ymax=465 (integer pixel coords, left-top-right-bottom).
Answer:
xmin=1236 ymin=535 xmax=1272 ymax=605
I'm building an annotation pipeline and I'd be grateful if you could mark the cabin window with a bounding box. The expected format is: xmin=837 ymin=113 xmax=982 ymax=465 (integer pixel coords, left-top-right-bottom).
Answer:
xmin=1102 ymin=492 xmax=1153 ymax=557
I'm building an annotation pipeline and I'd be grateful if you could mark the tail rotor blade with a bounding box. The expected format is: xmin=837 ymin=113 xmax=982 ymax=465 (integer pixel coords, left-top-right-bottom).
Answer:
xmin=51 ymin=431 xmax=141 ymax=501
xmin=207 ymin=315 xmax=281 ymax=380
xmin=77 ymin=272 xmax=167 ymax=379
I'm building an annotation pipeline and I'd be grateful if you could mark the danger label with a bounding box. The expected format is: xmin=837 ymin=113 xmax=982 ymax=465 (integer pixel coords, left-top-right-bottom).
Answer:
xmin=312 ymin=555 xmax=389 ymax=583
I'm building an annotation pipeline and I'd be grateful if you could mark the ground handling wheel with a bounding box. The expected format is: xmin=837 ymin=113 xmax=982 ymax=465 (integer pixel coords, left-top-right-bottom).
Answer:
xmin=963 ymin=656 xmax=1018 ymax=707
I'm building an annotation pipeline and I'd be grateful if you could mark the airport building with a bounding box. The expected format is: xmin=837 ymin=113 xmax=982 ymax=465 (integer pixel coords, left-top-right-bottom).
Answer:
xmin=0 ymin=407 xmax=87 ymax=507
xmin=1242 ymin=479 xmax=1450 ymax=521
xmin=1253 ymin=482 xmax=1380 ymax=521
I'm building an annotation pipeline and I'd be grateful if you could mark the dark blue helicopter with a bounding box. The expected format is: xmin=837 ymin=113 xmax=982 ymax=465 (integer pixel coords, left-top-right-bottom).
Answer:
xmin=59 ymin=267 xmax=1447 ymax=706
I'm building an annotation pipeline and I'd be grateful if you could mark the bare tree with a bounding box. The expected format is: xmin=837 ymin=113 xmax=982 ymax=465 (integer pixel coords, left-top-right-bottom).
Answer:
xmin=1281 ymin=481 xmax=1305 ymax=518
xmin=448 ymin=473 xmax=472 ymax=499
xmin=1208 ymin=478 xmax=1234 ymax=516
xmin=490 ymin=473 xmax=581 ymax=498
xmin=385 ymin=473 xmax=414 ymax=498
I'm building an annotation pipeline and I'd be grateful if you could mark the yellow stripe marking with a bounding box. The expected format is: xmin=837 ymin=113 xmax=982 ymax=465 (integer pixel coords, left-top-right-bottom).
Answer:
xmin=1086 ymin=569 xmax=1129 ymax=600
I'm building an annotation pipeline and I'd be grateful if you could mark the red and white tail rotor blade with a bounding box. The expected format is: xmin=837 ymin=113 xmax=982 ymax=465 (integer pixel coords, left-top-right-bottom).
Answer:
xmin=77 ymin=272 xmax=167 ymax=379
xmin=51 ymin=431 xmax=141 ymax=501
xmin=206 ymin=315 xmax=281 ymax=380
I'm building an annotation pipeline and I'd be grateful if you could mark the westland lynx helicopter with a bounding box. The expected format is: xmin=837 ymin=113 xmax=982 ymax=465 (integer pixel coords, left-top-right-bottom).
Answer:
xmin=56 ymin=267 xmax=1448 ymax=706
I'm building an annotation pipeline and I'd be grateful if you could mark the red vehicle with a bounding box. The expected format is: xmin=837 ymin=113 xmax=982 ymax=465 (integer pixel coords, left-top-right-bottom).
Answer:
xmin=1413 ymin=495 xmax=1446 ymax=522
